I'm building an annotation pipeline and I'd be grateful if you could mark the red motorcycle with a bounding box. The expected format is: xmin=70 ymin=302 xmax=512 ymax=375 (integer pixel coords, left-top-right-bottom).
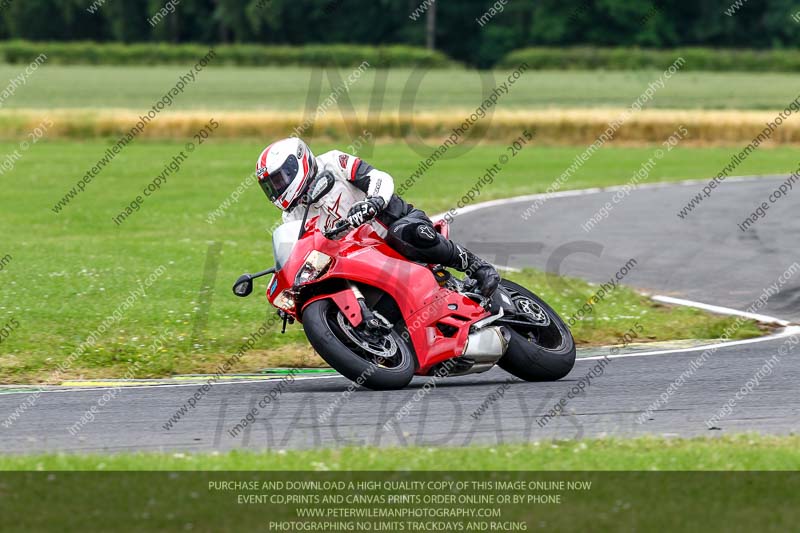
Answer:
xmin=233 ymin=174 xmax=575 ymax=390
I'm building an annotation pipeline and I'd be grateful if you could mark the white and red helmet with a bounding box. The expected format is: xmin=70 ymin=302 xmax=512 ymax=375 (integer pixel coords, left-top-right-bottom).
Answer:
xmin=255 ymin=137 xmax=317 ymax=210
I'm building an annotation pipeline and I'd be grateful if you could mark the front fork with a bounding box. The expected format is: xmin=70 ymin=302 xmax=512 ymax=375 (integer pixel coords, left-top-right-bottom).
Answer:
xmin=348 ymin=282 xmax=393 ymax=335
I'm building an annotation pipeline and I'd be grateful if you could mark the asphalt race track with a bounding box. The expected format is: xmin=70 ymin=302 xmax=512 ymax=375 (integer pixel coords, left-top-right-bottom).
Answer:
xmin=455 ymin=174 xmax=800 ymax=322
xmin=2 ymin=176 xmax=798 ymax=454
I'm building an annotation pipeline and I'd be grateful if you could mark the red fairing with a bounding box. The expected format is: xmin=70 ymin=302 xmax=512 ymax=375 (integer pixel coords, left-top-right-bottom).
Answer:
xmin=328 ymin=289 xmax=363 ymax=327
xmin=269 ymin=219 xmax=489 ymax=375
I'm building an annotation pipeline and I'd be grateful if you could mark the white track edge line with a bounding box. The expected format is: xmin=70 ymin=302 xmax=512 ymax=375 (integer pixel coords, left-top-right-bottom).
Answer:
xmin=431 ymin=174 xmax=780 ymax=222
xmin=578 ymin=325 xmax=800 ymax=362
xmin=651 ymin=295 xmax=790 ymax=326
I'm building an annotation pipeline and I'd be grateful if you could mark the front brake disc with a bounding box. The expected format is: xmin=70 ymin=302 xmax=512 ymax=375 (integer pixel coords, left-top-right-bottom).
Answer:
xmin=336 ymin=312 xmax=398 ymax=357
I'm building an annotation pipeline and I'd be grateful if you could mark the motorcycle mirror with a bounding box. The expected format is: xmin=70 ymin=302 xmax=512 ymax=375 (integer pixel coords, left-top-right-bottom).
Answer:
xmin=307 ymin=171 xmax=335 ymax=204
xmin=232 ymin=274 xmax=254 ymax=297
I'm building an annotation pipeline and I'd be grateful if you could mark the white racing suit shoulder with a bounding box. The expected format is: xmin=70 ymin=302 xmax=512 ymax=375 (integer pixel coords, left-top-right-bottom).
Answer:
xmin=317 ymin=149 xmax=362 ymax=182
xmin=282 ymin=150 xmax=394 ymax=237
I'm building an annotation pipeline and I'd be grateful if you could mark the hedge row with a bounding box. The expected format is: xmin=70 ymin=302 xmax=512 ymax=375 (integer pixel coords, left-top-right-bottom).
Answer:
xmin=499 ymin=47 xmax=800 ymax=72
xmin=4 ymin=41 xmax=800 ymax=71
xmin=0 ymin=41 xmax=455 ymax=68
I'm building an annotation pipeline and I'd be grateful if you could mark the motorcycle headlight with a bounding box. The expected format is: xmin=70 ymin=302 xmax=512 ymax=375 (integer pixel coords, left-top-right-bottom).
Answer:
xmin=273 ymin=289 xmax=297 ymax=312
xmin=294 ymin=250 xmax=332 ymax=285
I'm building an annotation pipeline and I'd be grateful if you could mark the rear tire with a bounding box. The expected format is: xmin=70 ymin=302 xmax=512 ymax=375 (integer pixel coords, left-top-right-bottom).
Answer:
xmin=496 ymin=280 xmax=576 ymax=381
xmin=303 ymin=299 xmax=416 ymax=391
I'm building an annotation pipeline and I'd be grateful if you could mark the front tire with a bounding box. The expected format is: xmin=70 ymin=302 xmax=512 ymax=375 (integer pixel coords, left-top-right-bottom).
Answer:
xmin=496 ymin=280 xmax=576 ymax=381
xmin=303 ymin=299 xmax=416 ymax=390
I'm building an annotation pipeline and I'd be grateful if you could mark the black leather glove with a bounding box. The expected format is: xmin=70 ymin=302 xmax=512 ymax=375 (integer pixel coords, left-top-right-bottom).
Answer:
xmin=346 ymin=196 xmax=385 ymax=227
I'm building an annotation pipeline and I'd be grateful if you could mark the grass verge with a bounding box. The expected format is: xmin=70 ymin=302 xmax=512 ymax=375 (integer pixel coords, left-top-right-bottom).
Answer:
xmin=1 ymin=142 xmax=784 ymax=383
xmin=2 ymin=434 xmax=797 ymax=470
xmin=0 ymin=263 xmax=763 ymax=383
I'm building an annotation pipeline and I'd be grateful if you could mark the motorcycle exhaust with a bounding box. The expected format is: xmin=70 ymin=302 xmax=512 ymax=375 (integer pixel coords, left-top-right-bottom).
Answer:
xmin=428 ymin=326 xmax=511 ymax=377
xmin=463 ymin=325 xmax=509 ymax=360
xmin=442 ymin=326 xmax=510 ymax=376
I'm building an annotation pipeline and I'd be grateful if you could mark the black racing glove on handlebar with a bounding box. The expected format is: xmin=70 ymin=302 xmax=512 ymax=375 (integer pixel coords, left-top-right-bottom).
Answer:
xmin=346 ymin=196 xmax=385 ymax=227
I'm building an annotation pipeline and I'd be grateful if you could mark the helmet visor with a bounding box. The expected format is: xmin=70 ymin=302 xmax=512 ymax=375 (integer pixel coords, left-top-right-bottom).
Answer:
xmin=258 ymin=155 xmax=299 ymax=202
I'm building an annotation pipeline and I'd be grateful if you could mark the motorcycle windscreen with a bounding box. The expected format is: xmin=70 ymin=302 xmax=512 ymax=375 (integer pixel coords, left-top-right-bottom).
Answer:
xmin=272 ymin=220 xmax=303 ymax=270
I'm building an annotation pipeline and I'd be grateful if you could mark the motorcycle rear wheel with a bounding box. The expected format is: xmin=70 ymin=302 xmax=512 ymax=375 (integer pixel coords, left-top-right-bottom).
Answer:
xmin=303 ymin=299 xmax=416 ymax=391
xmin=496 ymin=280 xmax=576 ymax=381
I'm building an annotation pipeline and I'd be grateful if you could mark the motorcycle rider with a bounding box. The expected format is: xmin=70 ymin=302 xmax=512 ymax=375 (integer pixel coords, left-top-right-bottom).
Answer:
xmin=255 ymin=137 xmax=500 ymax=297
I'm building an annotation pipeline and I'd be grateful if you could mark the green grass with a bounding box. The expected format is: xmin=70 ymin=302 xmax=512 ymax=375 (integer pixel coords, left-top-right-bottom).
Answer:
xmin=3 ymin=65 xmax=800 ymax=110
xmin=1 ymin=141 xmax=789 ymax=382
xmin=2 ymin=435 xmax=797 ymax=470
xmin=3 ymin=437 xmax=798 ymax=532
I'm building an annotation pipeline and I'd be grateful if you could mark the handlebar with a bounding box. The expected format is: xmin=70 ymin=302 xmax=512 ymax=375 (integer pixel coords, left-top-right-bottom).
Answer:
xmin=323 ymin=220 xmax=351 ymax=239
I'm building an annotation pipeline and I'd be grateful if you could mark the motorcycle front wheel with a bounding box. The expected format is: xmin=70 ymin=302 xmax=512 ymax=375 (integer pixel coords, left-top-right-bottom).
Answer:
xmin=496 ymin=279 xmax=576 ymax=381
xmin=303 ymin=299 xmax=416 ymax=391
